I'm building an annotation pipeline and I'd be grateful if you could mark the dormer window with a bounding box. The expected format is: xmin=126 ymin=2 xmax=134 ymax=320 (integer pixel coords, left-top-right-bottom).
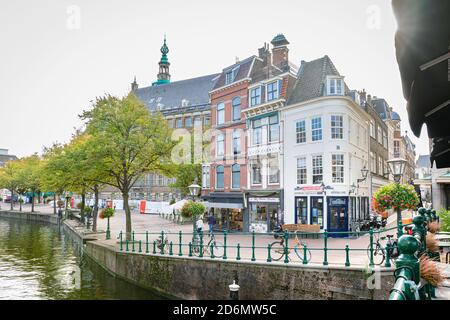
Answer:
xmin=250 ymin=86 xmax=262 ymax=106
xmin=266 ymin=81 xmax=280 ymax=101
xmin=225 ymin=66 xmax=239 ymax=85
xmin=327 ymin=77 xmax=344 ymax=95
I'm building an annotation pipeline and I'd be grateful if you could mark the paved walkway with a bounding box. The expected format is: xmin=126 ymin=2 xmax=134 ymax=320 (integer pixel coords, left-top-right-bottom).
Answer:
xmin=20 ymin=203 xmax=400 ymax=266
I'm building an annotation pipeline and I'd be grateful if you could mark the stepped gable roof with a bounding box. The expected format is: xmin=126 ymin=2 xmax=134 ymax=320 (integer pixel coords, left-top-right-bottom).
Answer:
xmin=134 ymin=73 xmax=220 ymax=112
xmin=287 ymin=55 xmax=349 ymax=105
xmin=212 ymin=56 xmax=256 ymax=90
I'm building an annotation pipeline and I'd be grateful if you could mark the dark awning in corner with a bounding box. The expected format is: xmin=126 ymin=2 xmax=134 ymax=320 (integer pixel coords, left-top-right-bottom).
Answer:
xmin=430 ymin=136 xmax=450 ymax=168
xmin=392 ymin=0 xmax=450 ymax=138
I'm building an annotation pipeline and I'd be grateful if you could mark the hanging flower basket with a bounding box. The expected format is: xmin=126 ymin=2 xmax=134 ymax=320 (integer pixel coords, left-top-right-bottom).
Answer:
xmin=372 ymin=183 xmax=419 ymax=214
xmin=99 ymin=207 xmax=115 ymax=219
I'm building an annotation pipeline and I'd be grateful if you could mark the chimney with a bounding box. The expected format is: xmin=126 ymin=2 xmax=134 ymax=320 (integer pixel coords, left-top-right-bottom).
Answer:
xmin=270 ymin=34 xmax=290 ymax=71
xmin=358 ymin=89 xmax=367 ymax=102
xmin=258 ymin=43 xmax=271 ymax=67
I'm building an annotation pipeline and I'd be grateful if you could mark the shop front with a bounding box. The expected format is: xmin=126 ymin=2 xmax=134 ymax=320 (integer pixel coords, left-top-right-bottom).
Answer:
xmin=205 ymin=192 xmax=245 ymax=232
xmin=246 ymin=190 xmax=283 ymax=233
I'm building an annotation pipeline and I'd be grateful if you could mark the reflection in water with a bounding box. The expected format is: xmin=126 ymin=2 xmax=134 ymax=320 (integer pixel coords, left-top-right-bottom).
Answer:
xmin=0 ymin=218 xmax=164 ymax=300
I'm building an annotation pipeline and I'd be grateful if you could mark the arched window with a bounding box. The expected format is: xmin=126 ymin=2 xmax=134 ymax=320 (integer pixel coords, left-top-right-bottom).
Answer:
xmin=232 ymin=97 xmax=241 ymax=121
xmin=216 ymin=165 xmax=224 ymax=189
xmin=231 ymin=164 xmax=240 ymax=189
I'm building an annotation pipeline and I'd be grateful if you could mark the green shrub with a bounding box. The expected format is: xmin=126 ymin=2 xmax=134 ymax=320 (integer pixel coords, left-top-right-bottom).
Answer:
xmin=84 ymin=206 xmax=93 ymax=215
xmin=180 ymin=200 xmax=205 ymax=219
xmin=437 ymin=208 xmax=450 ymax=232
xmin=169 ymin=198 xmax=176 ymax=205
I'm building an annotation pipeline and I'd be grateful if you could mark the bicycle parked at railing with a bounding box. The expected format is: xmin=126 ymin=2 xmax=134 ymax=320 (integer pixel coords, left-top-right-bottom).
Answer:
xmin=367 ymin=233 xmax=399 ymax=265
xmin=192 ymin=231 xmax=224 ymax=258
xmin=156 ymin=231 xmax=170 ymax=254
xmin=270 ymin=231 xmax=312 ymax=262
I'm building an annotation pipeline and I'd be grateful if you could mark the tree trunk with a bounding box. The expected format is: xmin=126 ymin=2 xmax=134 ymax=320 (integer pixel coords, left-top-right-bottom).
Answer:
xmin=93 ymin=187 xmax=99 ymax=232
xmin=123 ymin=192 xmax=131 ymax=241
xmin=19 ymin=199 xmax=22 ymax=212
xmin=53 ymin=194 xmax=56 ymax=214
xmin=31 ymin=193 xmax=35 ymax=212
xmin=80 ymin=192 xmax=86 ymax=223
xmin=10 ymin=190 xmax=14 ymax=211
xmin=37 ymin=192 xmax=41 ymax=204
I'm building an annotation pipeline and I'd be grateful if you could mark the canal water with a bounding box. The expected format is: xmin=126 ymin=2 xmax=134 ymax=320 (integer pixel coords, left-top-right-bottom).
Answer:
xmin=0 ymin=217 xmax=164 ymax=300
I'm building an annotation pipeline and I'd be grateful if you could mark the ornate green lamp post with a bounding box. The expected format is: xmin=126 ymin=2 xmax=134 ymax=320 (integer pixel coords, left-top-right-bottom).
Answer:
xmin=188 ymin=181 xmax=201 ymax=234
xmin=387 ymin=158 xmax=407 ymax=237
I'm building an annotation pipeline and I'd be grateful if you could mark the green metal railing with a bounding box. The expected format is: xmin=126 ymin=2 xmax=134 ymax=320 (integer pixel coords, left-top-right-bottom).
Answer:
xmin=389 ymin=208 xmax=440 ymax=300
xmin=113 ymin=224 xmax=410 ymax=268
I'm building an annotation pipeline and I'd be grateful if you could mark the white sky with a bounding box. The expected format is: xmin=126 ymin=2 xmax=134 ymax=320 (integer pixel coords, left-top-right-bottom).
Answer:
xmin=0 ymin=0 xmax=430 ymax=158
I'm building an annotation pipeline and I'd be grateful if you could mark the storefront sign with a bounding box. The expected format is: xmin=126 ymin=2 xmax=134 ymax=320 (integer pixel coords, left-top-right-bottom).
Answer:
xmin=249 ymin=197 xmax=279 ymax=203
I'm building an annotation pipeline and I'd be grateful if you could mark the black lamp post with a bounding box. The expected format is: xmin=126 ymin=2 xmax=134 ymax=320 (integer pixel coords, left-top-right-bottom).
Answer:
xmin=387 ymin=158 xmax=407 ymax=237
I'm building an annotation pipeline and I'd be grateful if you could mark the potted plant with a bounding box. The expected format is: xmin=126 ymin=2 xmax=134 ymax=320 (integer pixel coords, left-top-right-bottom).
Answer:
xmin=99 ymin=207 xmax=115 ymax=239
xmin=181 ymin=200 xmax=206 ymax=238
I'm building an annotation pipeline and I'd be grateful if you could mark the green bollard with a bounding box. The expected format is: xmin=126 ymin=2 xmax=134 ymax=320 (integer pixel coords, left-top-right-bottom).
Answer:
xmin=119 ymin=231 xmax=123 ymax=251
xmin=188 ymin=242 xmax=193 ymax=257
xmin=385 ymin=242 xmax=391 ymax=268
xmin=283 ymin=231 xmax=289 ymax=264
xmin=267 ymin=244 xmax=272 ymax=263
xmin=323 ymin=230 xmax=329 ymax=266
xmin=223 ymin=230 xmax=228 ymax=260
xmin=369 ymin=228 xmax=374 ymax=267
xmin=169 ymin=241 xmax=173 ymax=256
xmin=236 ymin=243 xmax=241 ymax=261
xmin=153 ymin=240 xmax=156 ymax=254
xmin=303 ymin=245 xmax=309 ymax=265
xmin=145 ymin=231 xmax=149 ymax=254
xmin=251 ymin=231 xmax=256 ymax=262
xmin=199 ymin=232 xmax=203 ymax=258
xmin=345 ymin=245 xmax=350 ymax=267
xmin=160 ymin=231 xmax=164 ymax=254
xmin=178 ymin=231 xmax=183 ymax=256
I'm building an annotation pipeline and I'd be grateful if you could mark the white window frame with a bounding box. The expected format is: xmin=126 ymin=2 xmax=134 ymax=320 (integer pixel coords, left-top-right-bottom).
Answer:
xmin=297 ymin=157 xmax=307 ymax=185
xmin=216 ymin=133 xmax=225 ymax=157
xmin=332 ymin=154 xmax=344 ymax=183
xmin=327 ymin=77 xmax=344 ymax=95
xmin=312 ymin=155 xmax=323 ymax=184
xmin=296 ymin=120 xmax=306 ymax=144
xmin=331 ymin=115 xmax=344 ymax=140
xmin=250 ymin=86 xmax=262 ymax=107
xmin=217 ymin=103 xmax=225 ymax=125
xmin=311 ymin=117 xmax=322 ymax=142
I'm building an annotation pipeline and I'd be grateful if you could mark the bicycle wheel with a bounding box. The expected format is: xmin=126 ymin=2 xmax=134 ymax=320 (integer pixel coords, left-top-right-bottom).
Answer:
xmin=294 ymin=245 xmax=312 ymax=263
xmin=367 ymin=243 xmax=385 ymax=265
xmin=209 ymin=241 xmax=224 ymax=258
xmin=270 ymin=241 xmax=285 ymax=261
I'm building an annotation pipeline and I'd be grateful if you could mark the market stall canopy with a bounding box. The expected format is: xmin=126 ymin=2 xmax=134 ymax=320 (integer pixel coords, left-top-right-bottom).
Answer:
xmin=169 ymin=199 xmax=188 ymax=211
xmin=392 ymin=0 xmax=450 ymax=138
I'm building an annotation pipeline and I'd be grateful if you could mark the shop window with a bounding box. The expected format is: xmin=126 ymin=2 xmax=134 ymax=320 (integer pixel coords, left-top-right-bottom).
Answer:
xmin=295 ymin=197 xmax=308 ymax=224
xmin=249 ymin=204 xmax=268 ymax=233
xmin=310 ymin=197 xmax=324 ymax=228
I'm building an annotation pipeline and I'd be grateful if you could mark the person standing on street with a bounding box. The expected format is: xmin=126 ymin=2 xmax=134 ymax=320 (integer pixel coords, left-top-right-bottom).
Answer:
xmin=207 ymin=212 xmax=216 ymax=234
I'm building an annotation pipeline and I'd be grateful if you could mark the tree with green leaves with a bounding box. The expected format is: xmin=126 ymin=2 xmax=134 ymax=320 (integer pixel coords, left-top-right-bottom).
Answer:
xmin=81 ymin=93 xmax=175 ymax=239
xmin=0 ymin=160 xmax=20 ymax=211
xmin=16 ymin=154 xmax=42 ymax=212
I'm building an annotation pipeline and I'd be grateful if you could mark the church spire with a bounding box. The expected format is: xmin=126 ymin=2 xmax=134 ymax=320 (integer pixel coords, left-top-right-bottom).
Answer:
xmin=153 ymin=35 xmax=171 ymax=85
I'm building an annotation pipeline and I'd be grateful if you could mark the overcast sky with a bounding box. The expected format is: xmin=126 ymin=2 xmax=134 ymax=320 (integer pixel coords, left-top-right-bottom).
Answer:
xmin=0 ymin=0 xmax=430 ymax=158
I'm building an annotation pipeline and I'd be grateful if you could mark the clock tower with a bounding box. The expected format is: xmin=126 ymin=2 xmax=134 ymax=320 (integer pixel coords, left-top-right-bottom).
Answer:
xmin=153 ymin=35 xmax=171 ymax=86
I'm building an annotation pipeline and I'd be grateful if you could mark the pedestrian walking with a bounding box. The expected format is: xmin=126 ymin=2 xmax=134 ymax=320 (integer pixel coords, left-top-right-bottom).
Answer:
xmin=196 ymin=215 xmax=204 ymax=235
xmin=207 ymin=212 xmax=216 ymax=234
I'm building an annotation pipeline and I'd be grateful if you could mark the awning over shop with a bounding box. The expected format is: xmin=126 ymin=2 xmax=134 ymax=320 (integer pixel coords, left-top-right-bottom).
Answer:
xmin=205 ymin=202 xmax=244 ymax=209
xmin=203 ymin=192 xmax=245 ymax=209
xmin=392 ymin=0 xmax=450 ymax=138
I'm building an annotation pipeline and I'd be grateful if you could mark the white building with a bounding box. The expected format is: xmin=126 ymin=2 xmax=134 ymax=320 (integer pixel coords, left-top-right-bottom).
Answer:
xmin=281 ymin=56 xmax=371 ymax=234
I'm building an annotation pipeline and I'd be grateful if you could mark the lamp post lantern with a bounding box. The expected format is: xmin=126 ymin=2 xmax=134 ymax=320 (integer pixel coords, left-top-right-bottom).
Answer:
xmin=387 ymin=158 xmax=407 ymax=237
